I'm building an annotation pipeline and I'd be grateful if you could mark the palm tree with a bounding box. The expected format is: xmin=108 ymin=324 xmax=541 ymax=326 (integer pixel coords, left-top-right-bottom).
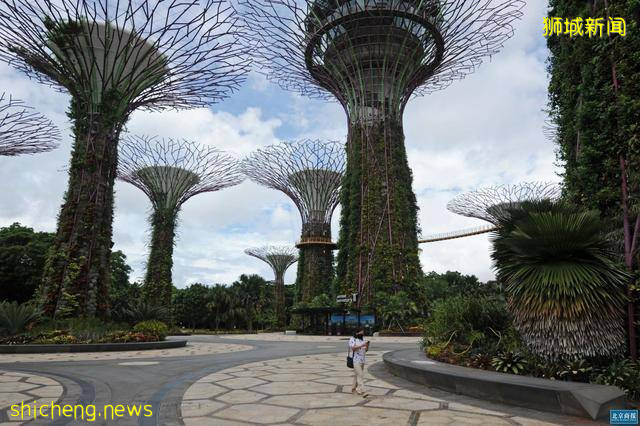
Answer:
xmin=491 ymin=200 xmax=627 ymax=360
xmin=231 ymin=274 xmax=267 ymax=332
xmin=206 ymin=285 xmax=230 ymax=331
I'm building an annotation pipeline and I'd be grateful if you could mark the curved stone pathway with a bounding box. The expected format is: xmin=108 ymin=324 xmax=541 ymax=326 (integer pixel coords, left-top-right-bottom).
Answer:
xmin=0 ymin=342 xmax=252 ymax=364
xmin=0 ymin=370 xmax=64 ymax=424
xmin=180 ymin=352 xmax=577 ymax=425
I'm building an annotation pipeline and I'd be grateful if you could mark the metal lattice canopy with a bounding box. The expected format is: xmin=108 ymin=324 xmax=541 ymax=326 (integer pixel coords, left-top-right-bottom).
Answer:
xmin=447 ymin=182 xmax=562 ymax=225
xmin=117 ymin=135 xmax=244 ymax=212
xmin=242 ymin=140 xmax=346 ymax=229
xmin=0 ymin=0 xmax=250 ymax=112
xmin=0 ymin=92 xmax=59 ymax=156
xmin=245 ymin=246 xmax=299 ymax=277
xmin=237 ymin=0 xmax=524 ymax=122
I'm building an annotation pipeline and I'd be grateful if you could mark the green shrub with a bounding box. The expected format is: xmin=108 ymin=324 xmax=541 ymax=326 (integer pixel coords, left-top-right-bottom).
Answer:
xmin=593 ymin=359 xmax=640 ymax=400
xmin=0 ymin=301 xmax=41 ymax=336
xmin=120 ymin=301 xmax=172 ymax=325
xmin=466 ymin=353 xmax=493 ymax=370
xmin=422 ymin=295 xmax=511 ymax=355
xmin=34 ymin=334 xmax=80 ymax=344
xmin=528 ymin=359 xmax=564 ymax=380
xmin=102 ymin=331 xmax=157 ymax=343
xmin=30 ymin=317 xmax=126 ymax=342
xmin=309 ymin=294 xmax=335 ymax=308
xmin=559 ymin=359 xmax=592 ymax=382
xmin=377 ymin=291 xmax=419 ymax=331
xmin=133 ymin=320 xmax=168 ymax=341
xmin=492 ymin=352 xmax=527 ymax=375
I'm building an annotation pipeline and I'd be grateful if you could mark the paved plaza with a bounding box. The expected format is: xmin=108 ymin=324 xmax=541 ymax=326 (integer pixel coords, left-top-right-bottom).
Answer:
xmin=0 ymin=334 xmax=600 ymax=425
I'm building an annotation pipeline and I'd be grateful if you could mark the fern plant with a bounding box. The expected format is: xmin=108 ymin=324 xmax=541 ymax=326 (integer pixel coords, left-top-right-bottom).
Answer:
xmin=0 ymin=301 xmax=41 ymax=336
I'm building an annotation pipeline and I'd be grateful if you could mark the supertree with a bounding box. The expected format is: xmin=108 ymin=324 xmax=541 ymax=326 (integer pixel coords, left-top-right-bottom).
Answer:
xmin=245 ymin=246 xmax=298 ymax=327
xmin=118 ymin=136 xmax=244 ymax=309
xmin=0 ymin=0 xmax=250 ymax=316
xmin=237 ymin=0 xmax=525 ymax=307
xmin=447 ymin=182 xmax=562 ymax=225
xmin=243 ymin=140 xmax=345 ymax=305
xmin=0 ymin=93 xmax=59 ymax=156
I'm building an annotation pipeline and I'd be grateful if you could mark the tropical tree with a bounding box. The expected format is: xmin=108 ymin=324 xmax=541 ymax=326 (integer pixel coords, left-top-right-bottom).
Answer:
xmin=0 ymin=223 xmax=53 ymax=303
xmin=377 ymin=291 xmax=418 ymax=331
xmin=492 ymin=200 xmax=628 ymax=360
xmin=309 ymin=293 xmax=335 ymax=308
xmin=108 ymin=250 xmax=140 ymax=319
xmin=206 ymin=284 xmax=231 ymax=331
xmin=172 ymin=284 xmax=211 ymax=330
xmin=231 ymin=274 xmax=268 ymax=332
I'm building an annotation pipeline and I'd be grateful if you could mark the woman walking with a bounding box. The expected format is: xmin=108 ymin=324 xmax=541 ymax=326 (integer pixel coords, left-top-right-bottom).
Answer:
xmin=349 ymin=328 xmax=370 ymax=397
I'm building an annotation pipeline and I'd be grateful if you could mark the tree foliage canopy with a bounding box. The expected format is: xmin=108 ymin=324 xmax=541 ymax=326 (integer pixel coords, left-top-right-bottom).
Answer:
xmin=0 ymin=223 xmax=53 ymax=303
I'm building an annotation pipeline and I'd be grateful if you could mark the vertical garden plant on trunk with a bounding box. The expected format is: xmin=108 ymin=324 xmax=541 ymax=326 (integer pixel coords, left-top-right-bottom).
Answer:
xmin=0 ymin=0 xmax=249 ymax=316
xmin=118 ymin=136 xmax=243 ymax=310
xmin=546 ymin=0 xmax=640 ymax=359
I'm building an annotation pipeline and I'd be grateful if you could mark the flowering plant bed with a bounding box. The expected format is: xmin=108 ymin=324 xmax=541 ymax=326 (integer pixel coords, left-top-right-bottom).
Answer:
xmin=0 ymin=330 xmax=160 ymax=345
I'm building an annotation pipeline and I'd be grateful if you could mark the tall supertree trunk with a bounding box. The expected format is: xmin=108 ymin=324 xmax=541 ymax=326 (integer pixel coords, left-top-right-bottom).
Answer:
xmin=338 ymin=118 xmax=422 ymax=307
xmin=299 ymin=246 xmax=334 ymax=302
xmin=144 ymin=208 xmax=177 ymax=310
xmin=274 ymin=271 xmax=286 ymax=327
xmin=40 ymin=104 xmax=123 ymax=318
xmin=298 ymin=222 xmax=335 ymax=303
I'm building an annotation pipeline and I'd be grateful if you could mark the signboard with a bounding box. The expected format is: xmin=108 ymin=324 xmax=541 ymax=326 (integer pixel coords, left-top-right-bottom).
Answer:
xmin=336 ymin=293 xmax=357 ymax=303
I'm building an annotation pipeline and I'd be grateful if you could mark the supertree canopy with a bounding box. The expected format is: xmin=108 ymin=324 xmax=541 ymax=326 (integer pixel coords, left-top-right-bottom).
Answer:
xmin=0 ymin=0 xmax=250 ymax=316
xmin=245 ymin=246 xmax=298 ymax=327
xmin=118 ymin=136 xmax=244 ymax=309
xmin=243 ymin=140 xmax=345 ymax=305
xmin=0 ymin=92 xmax=59 ymax=156
xmin=447 ymin=182 xmax=562 ymax=225
xmin=237 ymin=0 xmax=525 ymax=307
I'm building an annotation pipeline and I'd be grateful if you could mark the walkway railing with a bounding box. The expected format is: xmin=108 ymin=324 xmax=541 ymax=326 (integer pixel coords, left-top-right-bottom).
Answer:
xmin=418 ymin=225 xmax=497 ymax=244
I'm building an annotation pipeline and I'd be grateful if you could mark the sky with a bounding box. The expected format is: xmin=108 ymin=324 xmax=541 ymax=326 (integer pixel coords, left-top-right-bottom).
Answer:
xmin=0 ymin=1 xmax=559 ymax=287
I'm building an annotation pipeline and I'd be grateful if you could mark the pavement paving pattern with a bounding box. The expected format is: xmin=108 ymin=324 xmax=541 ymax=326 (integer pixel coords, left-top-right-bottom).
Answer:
xmin=181 ymin=351 xmax=586 ymax=425
xmin=0 ymin=335 xmax=600 ymax=425
xmin=0 ymin=370 xmax=63 ymax=424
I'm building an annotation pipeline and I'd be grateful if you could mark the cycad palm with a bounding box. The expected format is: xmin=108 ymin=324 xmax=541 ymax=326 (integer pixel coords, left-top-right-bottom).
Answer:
xmin=492 ymin=200 xmax=627 ymax=360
